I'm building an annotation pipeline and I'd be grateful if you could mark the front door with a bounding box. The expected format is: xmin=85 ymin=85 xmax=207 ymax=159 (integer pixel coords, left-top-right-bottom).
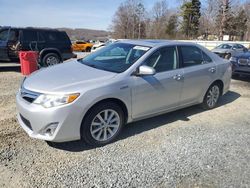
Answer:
xmin=131 ymin=46 xmax=184 ymax=119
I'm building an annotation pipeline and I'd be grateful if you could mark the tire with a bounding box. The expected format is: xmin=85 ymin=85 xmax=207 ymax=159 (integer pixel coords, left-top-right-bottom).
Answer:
xmin=86 ymin=47 xmax=91 ymax=52
xmin=81 ymin=102 xmax=125 ymax=146
xmin=42 ymin=53 xmax=61 ymax=67
xmin=202 ymin=83 xmax=221 ymax=110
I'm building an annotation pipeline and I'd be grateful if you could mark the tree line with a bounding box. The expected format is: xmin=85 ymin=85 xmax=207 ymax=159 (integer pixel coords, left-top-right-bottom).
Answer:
xmin=110 ymin=0 xmax=250 ymax=41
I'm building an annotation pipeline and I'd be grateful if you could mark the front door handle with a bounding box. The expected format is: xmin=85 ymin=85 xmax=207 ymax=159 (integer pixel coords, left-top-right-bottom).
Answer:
xmin=173 ymin=74 xmax=184 ymax=81
xmin=208 ymin=67 xmax=216 ymax=73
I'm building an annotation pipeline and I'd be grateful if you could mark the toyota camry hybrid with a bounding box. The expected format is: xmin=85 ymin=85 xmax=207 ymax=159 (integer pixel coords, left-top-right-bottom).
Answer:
xmin=16 ymin=40 xmax=232 ymax=146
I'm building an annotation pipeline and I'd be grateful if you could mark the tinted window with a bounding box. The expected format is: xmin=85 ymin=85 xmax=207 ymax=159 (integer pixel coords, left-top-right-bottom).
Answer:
xmin=38 ymin=32 xmax=45 ymax=41
xmin=145 ymin=47 xmax=177 ymax=73
xmin=22 ymin=30 xmax=38 ymax=42
xmin=45 ymin=31 xmax=59 ymax=42
xmin=0 ymin=30 xmax=9 ymax=41
xmin=8 ymin=30 xmax=19 ymax=41
xmin=180 ymin=46 xmax=203 ymax=67
xmin=76 ymin=41 xmax=86 ymax=44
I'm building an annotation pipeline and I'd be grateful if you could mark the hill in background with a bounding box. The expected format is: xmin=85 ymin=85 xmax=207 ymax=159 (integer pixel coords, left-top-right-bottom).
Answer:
xmin=58 ymin=28 xmax=110 ymax=41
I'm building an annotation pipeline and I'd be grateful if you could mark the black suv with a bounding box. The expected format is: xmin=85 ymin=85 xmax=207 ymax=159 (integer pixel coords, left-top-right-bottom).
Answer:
xmin=0 ymin=27 xmax=74 ymax=66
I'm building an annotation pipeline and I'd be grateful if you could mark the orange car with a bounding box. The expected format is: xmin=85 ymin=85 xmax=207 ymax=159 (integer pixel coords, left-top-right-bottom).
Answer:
xmin=72 ymin=41 xmax=93 ymax=52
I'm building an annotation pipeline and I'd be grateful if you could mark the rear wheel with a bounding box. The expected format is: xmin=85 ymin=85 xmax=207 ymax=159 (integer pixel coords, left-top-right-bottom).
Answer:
xmin=81 ymin=102 xmax=125 ymax=146
xmin=42 ymin=53 xmax=61 ymax=67
xmin=202 ymin=84 xmax=221 ymax=110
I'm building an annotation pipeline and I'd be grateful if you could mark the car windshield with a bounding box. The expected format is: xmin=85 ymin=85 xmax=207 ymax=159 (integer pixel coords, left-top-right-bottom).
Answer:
xmin=78 ymin=43 xmax=150 ymax=73
xmin=216 ymin=44 xmax=232 ymax=49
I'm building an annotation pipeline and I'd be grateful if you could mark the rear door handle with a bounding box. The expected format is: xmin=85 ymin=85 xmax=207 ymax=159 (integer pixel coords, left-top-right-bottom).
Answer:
xmin=208 ymin=67 xmax=216 ymax=73
xmin=173 ymin=74 xmax=184 ymax=81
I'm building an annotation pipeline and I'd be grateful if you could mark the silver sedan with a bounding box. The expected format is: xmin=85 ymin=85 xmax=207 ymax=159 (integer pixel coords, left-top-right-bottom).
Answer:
xmin=16 ymin=40 xmax=232 ymax=146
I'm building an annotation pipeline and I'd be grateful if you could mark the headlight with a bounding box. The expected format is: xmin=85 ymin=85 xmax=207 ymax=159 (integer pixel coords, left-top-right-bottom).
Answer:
xmin=229 ymin=57 xmax=237 ymax=62
xmin=33 ymin=93 xmax=79 ymax=108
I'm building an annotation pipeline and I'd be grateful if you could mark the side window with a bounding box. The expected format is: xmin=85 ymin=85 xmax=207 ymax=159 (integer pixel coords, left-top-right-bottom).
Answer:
xmin=22 ymin=30 xmax=38 ymax=42
xmin=180 ymin=46 xmax=203 ymax=67
xmin=45 ymin=32 xmax=59 ymax=42
xmin=8 ymin=30 xmax=19 ymax=41
xmin=0 ymin=30 xmax=9 ymax=41
xmin=202 ymin=51 xmax=212 ymax=63
xmin=38 ymin=32 xmax=45 ymax=41
xmin=145 ymin=47 xmax=177 ymax=73
xmin=236 ymin=44 xmax=244 ymax=49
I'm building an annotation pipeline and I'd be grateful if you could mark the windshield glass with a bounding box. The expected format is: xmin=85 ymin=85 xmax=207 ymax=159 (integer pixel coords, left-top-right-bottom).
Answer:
xmin=0 ymin=29 xmax=9 ymax=41
xmin=216 ymin=44 xmax=232 ymax=49
xmin=78 ymin=43 xmax=150 ymax=73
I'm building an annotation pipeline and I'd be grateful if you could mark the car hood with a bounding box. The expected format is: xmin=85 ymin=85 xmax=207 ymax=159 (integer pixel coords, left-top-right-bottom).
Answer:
xmin=23 ymin=60 xmax=117 ymax=93
xmin=211 ymin=48 xmax=231 ymax=53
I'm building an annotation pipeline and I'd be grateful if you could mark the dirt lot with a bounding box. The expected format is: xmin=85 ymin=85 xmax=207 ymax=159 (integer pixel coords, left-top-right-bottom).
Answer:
xmin=0 ymin=66 xmax=250 ymax=188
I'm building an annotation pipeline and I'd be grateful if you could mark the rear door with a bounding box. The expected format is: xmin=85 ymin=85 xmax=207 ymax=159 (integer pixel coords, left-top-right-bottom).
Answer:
xmin=178 ymin=45 xmax=217 ymax=105
xmin=20 ymin=29 xmax=38 ymax=51
xmin=0 ymin=28 xmax=10 ymax=60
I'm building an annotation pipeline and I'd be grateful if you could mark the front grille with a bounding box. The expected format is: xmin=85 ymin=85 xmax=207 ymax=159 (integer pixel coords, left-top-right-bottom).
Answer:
xmin=20 ymin=114 xmax=33 ymax=130
xmin=238 ymin=59 xmax=250 ymax=66
xmin=20 ymin=88 xmax=40 ymax=103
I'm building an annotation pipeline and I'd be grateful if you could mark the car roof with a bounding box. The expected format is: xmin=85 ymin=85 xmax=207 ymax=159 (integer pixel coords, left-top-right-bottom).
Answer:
xmin=119 ymin=39 xmax=198 ymax=48
xmin=0 ymin=26 xmax=60 ymax=32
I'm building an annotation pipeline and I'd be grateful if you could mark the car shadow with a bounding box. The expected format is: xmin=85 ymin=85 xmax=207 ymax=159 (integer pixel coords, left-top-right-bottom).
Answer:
xmin=0 ymin=66 xmax=21 ymax=72
xmin=232 ymin=75 xmax=250 ymax=82
xmin=48 ymin=90 xmax=241 ymax=152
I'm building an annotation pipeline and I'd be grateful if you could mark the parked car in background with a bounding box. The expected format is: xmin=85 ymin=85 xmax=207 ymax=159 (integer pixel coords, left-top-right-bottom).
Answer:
xmin=72 ymin=41 xmax=93 ymax=52
xmin=16 ymin=40 xmax=231 ymax=146
xmin=230 ymin=51 xmax=250 ymax=77
xmin=91 ymin=39 xmax=118 ymax=53
xmin=0 ymin=27 xmax=74 ymax=66
xmin=91 ymin=41 xmax=106 ymax=53
xmin=211 ymin=43 xmax=248 ymax=59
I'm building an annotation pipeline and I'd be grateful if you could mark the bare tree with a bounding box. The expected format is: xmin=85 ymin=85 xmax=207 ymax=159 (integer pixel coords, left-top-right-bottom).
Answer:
xmin=111 ymin=0 xmax=146 ymax=39
xmin=148 ymin=0 xmax=169 ymax=38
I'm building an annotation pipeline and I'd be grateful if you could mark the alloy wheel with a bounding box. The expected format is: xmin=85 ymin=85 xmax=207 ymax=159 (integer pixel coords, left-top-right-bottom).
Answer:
xmin=206 ymin=85 xmax=220 ymax=108
xmin=90 ymin=109 xmax=120 ymax=142
xmin=46 ymin=56 xmax=59 ymax=66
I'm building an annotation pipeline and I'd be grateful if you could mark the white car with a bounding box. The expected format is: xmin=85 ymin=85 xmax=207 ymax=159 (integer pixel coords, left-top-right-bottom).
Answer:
xmin=91 ymin=39 xmax=119 ymax=53
xmin=16 ymin=40 xmax=232 ymax=146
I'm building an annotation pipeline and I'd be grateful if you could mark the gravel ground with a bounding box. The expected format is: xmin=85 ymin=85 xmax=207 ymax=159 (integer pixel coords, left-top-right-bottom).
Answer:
xmin=0 ymin=66 xmax=250 ymax=188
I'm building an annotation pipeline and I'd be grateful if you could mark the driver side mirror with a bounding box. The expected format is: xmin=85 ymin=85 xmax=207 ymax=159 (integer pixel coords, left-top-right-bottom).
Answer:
xmin=134 ymin=65 xmax=156 ymax=76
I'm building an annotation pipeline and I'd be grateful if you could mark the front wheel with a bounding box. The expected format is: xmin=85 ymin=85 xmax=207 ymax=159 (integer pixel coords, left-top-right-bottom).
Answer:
xmin=202 ymin=84 xmax=221 ymax=110
xmin=81 ymin=102 xmax=125 ymax=146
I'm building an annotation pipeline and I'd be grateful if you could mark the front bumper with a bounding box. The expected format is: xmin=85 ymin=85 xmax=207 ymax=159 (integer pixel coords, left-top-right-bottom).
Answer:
xmin=231 ymin=63 xmax=250 ymax=76
xmin=16 ymin=91 xmax=83 ymax=142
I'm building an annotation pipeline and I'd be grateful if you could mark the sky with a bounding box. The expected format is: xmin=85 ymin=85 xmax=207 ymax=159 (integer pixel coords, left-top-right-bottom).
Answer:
xmin=0 ymin=0 xmax=180 ymax=30
xmin=0 ymin=0 xmax=247 ymax=30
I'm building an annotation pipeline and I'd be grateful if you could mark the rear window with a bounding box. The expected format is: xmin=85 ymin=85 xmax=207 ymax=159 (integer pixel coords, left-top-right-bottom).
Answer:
xmin=43 ymin=31 xmax=69 ymax=42
xmin=180 ymin=46 xmax=204 ymax=67
xmin=45 ymin=31 xmax=59 ymax=41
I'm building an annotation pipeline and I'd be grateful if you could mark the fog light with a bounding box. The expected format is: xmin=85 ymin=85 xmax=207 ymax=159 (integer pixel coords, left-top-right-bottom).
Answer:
xmin=42 ymin=123 xmax=59 ymax=136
